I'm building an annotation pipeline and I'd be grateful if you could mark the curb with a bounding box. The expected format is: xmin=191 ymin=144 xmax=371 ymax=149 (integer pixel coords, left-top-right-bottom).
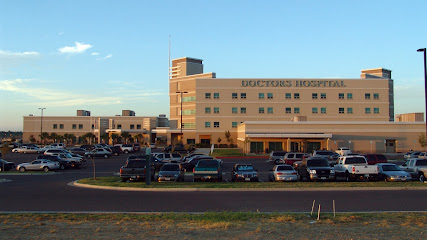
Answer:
xmin=70 ymin=181 xmax=427 ymax=192
xmin=0 ymin=172 xmax=59 ymax=176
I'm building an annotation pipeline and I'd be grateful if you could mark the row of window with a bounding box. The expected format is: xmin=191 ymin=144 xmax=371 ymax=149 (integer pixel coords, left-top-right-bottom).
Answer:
xmin=53 ymin=124 xmax=143 ymax=130
xmin=204 ymin=122 xmax=239 ymax=128
xmin=204 ymin=107 xmax=380 ymax=114
xmin=205 ymin=92 xmax=380 ymax=100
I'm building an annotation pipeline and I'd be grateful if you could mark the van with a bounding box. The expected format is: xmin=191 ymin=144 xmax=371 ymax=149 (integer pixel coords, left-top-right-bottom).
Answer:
xmin=49 ymin=143 xmax=66 ymax=149
xmin=284 ymin=152 xmax=310 ymax=165
xmin=361 ymin=154 xmax=388 ymax=165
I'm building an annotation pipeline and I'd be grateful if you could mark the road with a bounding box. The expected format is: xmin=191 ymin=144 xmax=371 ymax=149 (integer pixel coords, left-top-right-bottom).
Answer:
xmin=1 ymin=152 xmax=426 ymax=213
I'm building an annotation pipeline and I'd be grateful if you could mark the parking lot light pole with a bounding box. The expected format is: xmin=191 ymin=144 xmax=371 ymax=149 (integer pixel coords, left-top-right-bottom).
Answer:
xmin=417 ymin=48 xmax=427 ymax=138
xmin=176 ymin=91 xmax=188 ymax=137
xmin=38 ymin=107 xmax=46 ymax=144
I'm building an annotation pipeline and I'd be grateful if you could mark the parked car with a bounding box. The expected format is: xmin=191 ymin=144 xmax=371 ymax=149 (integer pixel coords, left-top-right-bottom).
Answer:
xmin=417 ymin=152 xmax=427 ymax=159
xmin=269 ymin=151 xmax=287 ymax=164
xmin=231 ymin=164 xmax=258 ymax=182
xmin=312 ymin=150 xmax=335 ymax=158
xmin=404 ymin=151 xmax=421 ymax=159
xmin=377 ymin=163 xmax=412 ymax=182
xmin=183 ymin=153 xmax=205 ymax=162
xmin=284 ymin=152 xmax=310 ymax=165
xmin=67 ymin=147 xmax=87 ymax=155
xmin=51 ymin=153 xmax=83 ymax=168
xmin=85 ymin=148 xmax=112 ymax=158
xmin=157 ymin=163 xmax=185 ymax=182
xmin=334 ymin=155 xmax=378 ymax=181
xmin=335 ymin=147 xmax=352 ymax=156
xmin=296 ymin=157 xmax=335 ymax=181
xmin=181 ymin=156 xmax=214 ymax=172
xmin=132 ymin=143 xmax=141 ymax=152
xmin=401 ymin=158 xmax=427 ymax=181
xmin=46 ymin=143 xmax=66 ymax=149
xmin=362 ymin=154 xmax=388 ymax=165
xmin=44 ymin=149 xmax=69 ymax=155
xmin=268 ymin=164 xmax=298 ymax=182
xmin=115 ymin=144 xmax=133 ymax=154
xmin=0 ymin=159 xmax=15 ymax=171
xmin=149 ymin=143 xmax=157 ymax=149
xmin=154 ymin=153 xmax=182 ymax=163
xmin=79 ymin=145 xmax=93 ymax=150
xmin=110 ymin=146 xmax=122 ymax=156
xmin=36 ymin=155 xmax=71 ymax=170
xmin=120 ymin=158 xmax=155 ymax=182
xmin=16 ymin=160 xmax=60 ymax=172
xmin=17 ymin=146 xmax=42 ymax=154
xmin=193 ymin=160 xmax=222 ymax=182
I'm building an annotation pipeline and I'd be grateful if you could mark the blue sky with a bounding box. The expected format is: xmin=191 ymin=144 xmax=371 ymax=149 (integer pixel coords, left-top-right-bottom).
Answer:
xmin=1 ymin=0 xmax=426 ymax=131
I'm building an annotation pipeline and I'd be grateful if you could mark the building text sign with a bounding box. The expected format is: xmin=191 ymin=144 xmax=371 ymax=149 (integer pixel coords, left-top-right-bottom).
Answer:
xmin=241 ymin=80 xmax=346 ymax=88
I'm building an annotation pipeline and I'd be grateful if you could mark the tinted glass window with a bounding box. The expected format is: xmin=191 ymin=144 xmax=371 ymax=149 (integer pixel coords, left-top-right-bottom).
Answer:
xmin=416 ymin=160 xmax=427 ymax=166
xmin=273 ymin=152 xmax=286 ymax=156
xmin=381 ymin=165 xmax=401 ymax=171
xmin=307 ymin=160 xmax=329 ymax=167
xmin=161 ymin=164 xmax=180 ymax=171
xmin=345 ymin=157 xmax=366 ymax=164
xmin=277 ymin=165 xmax=293 ymax=171
xmin=126 ymin=160 xmax=147 ymax=168
xmin=236 ymin=165 xmax=254 ymax=171
xmin=198 ymin=161 xmax=219 ymax=168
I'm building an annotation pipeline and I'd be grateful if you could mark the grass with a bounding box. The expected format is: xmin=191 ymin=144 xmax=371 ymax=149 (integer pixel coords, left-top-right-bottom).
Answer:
xmin=1 ymin=212 xmax=426 ymax=239
xmin=77 ymin=176 xmax=427 ymax=188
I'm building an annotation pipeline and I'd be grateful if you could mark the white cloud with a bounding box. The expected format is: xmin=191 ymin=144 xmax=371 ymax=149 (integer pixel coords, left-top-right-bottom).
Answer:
xmin=0 ymin=50 xmax=40 ymax=57
xmin=96 ymin=54 xmax=112 ymax=61
xmin=0 ymin=51 xmax=40 ymax=71
xmin=58 ymin=42 xmax=93 ymax=54
xmin=91 ymin=52 xmax=100 ymax=56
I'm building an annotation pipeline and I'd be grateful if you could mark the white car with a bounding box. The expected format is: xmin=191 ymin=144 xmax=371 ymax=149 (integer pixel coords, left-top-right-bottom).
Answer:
xmin=16 ymin=160 xmax=60 ymax=172
xmin=335 ymin=147 xmax=352 ymax=156
xmin=17 ymin=147 xmax=42 ymax=154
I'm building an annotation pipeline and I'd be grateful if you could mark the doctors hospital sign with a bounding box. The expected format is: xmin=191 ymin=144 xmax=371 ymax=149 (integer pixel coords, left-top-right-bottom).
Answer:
xmin=241 ymin=80 xmax=346 ymax=88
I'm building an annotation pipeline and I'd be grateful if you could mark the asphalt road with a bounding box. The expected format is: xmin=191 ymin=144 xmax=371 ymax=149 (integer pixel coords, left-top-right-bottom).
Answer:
xmin=1 ymin=152 xmax=426 ymax=213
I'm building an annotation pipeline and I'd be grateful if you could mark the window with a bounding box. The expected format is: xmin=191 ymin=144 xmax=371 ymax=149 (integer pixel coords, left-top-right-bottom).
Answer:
xmin=285 ymin=107 xmax=292 ymax=113
xmin=267 ymin=107 xmax=273 ymax=114
xmin=259 ymin=93 xmax=264 ymax=99
xmin=130 ymin=124 xmax=135 ymax=129
xmin=294 ymin=107 xmax=300 ymax=114
xmin=312 ymin=93 xmax=318 ymax=99
xmin=205 ymin=93 xmax=211 ymax=99
xmin=214 ymin=107 xmax=219 ymax=113
xmin=321 ymin=108 xmax=327 ymax=114
xmin=232 ymin=122 xmax=238 ymax=128
xmin=339 ymin=93 xmax=344 ymax=99
xmin=240 ymin=107 xmax=246 ymax=114
xmin=365 ymin=108 xmax=371 ymax=114
xmin=312 ymin=108 xmax=318 ymax=114
xmin=232 ymin=107 xmax=238 ymax=114
xmin=91 ymin=124 xmax=94 ymax=129
xmin=214 ymin=122 xmax=219 ymax=128
xmin=182 ymin=96 xmax=196 ymax=102
xmin=347 ymin=93 xmax=353 ymax=100
xmin=53 ymin=124 xmax=57 ymax=129
xmin=232 ymin=93 xmax=238 ymax=99
xmin=365 ymin=93 xmax=371 ymax=99
xmin=137 ymin=124 xmax=141 ymax=129
xmin=374 ymin=108 xmax=380 ymax=114
xmin=183 ymin=109 xmax=196 ymax=115
xmin=294 ymin=93 xmax=300 ymax=99
xmin=117 ymin=124 xmax=121 ymax=129
xmin=79 ymin=124 xmax=83 ymax=129
xmin=59 ymin=124 xmax=63 ymax=129
xmin=285 ymin=93 xmax=291 ymax=99
xmin=339 ymin=108 xmax=345 ymax=114
xmin=240 ymin=93 xmax=246 ymax=99
xmin=267 ymin=93 xmax=273 ymax=99
xmin=374 ymin=93 xmax=379 ymax=100
xmin=321 ymin=93 xmax=326 ymax=99
xmin=205 ymin=107 xmax=211 ymax=114
xmin=214 ymin=93 xmax=219 ymax=99
xmin=182 ymin=123 xmax=195 ymax=129
xmin=72 ymin=124 xmax=76 ymax=129
xmin=205 ymin=122 xmax=211 ymax=128
xmin=259 ymin=107 xmax=265 ymax=114
xmin=347 ymin=108 xmax=353 ymax=114
xmin=187 ymin=139 xmax=196 ymax=145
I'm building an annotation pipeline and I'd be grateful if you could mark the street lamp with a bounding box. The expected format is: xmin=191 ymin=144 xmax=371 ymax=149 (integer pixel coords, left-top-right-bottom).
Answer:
xmin=417 ymin=48 xmax=427 ymax=138
xmin=38 ymin=107 xmax=46 ymax=144
xmin=176 ymin=91 xmax=188 ymax=136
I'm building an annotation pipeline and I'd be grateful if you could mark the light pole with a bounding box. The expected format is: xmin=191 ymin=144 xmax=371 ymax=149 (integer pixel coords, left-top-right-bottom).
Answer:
xmin=176 ymin=91 xmax=188 ymax=137
xmin=418 ymin=48 xmax=427 ymax=138
xmin=38 ymin=107 xmax=46 ymax=145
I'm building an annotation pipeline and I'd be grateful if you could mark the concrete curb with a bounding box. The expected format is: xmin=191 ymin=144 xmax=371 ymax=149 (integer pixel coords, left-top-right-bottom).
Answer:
xmin=70 ymin=181 xmax=427 ymax=192
xmin=0 ymin=172 xmax=59 ymax=176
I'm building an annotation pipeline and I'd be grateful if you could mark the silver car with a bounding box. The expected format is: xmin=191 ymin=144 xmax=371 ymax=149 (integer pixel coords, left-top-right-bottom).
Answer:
xmin=377 ymin=163 xmax=412 ymax=182
xmin=16 ymin=160 xmax=60 ymax=172
xmin=157 ymin=163 xmax=185 ymax=182
xmin=269 ymin=151 xmax=287 ymax=164
xmin=269 ymin=164 xmax=298 ymax=182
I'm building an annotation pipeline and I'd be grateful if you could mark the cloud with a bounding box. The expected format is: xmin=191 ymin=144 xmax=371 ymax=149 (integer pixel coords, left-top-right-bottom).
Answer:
xmin=0 ymin=51 xmax=40 ymax=71
xmin=58 ymin=42 xmax=93 ymax=54
xmin=96 ymin=54 xmax=112 ymax=61
xmin=0 ymin=50 xmax=40 ymax=57
xmin=91 ymin=52 xmax=100 ymax=56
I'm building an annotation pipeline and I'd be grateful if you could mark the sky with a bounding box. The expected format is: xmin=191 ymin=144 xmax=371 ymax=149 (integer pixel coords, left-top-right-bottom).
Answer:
xmin=0 ymin=0 xmax=426 ymax=131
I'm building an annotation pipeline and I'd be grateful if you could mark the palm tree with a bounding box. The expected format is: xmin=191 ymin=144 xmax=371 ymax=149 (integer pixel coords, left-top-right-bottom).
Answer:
xmin=40 ymin=132 xmax=49 ymax=145
xmin=135 ymin=133 xmax=143 ymax=145
xmin=225 ymin=130 xmax=231 ymax=146
xmin=100 ymin=134 xmax=109 ymax=144
xmin=29 ymin=135 xmax=36 ymax=143
xmin=67 ymin=134 xmax=76 ymax=144
xmin=111 ymin=134 xmax=119 ymax=145
xmin=63 ymin=133 xmax=70 ymax=145
xmin=121 ymin=131 xmax=130 ymax=144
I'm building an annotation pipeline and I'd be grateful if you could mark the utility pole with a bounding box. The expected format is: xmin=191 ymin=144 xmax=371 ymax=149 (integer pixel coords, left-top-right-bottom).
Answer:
xmin=38 ymin=107 xmax=46 ymax=145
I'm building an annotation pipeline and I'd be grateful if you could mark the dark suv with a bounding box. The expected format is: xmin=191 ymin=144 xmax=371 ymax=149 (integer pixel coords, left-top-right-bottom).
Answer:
xmin=296 ymin=157 xmax=335 ymax=181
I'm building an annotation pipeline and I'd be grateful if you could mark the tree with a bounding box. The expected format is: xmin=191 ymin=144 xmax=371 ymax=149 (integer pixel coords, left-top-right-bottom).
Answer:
xmin=135 ymin=134 xmax=143 ymax=145
xmin=29 ymin=135 xmax=36 ymax=143
xmin=217 ymin=137 xmax=222 ymax=146
xmin=225 ymin=131 xmax=231 ymax=146
xmin=100 ymin=134 xmax=109 ymax=144
xmin=243 ymin=137 xmax=251 ymax=154
xmin=49 ymin=133 xmax=58 ymax=143
xmin=418 ymin=133 xmax=427 ymax=149
xmin=1 ymin=144 xmax=11 ymax=160
xmin=67 ymin=134 xmax=76 ymax=144
xmin=40 ymin=132 xmax=49 ymax=145
xmin=63 ymin=133 xmax=70 ymax=145
xmin=121 ymin=131 xmax=130 ymax=144
xmin=111 ymin=134 xmax=119 ymax=145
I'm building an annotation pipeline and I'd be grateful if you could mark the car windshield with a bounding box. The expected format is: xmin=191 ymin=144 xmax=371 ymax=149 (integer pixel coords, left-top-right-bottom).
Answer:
xmin=161 ymin=164 xmax=180 ymax=171
xmin=317 ymin=152 xmax=334 ymax=156
xmin=307 ymin=160 xmax=329 ymax=167
xmin=273 ymin=152 xmax=286 ymax=156
xmin=277 ymin=165 xmax=293 ymax=171
xmin=128 ymin=155 xmax=147 ymax=160
xmin=416 ymin=160 xmax=427 ymax=166
xmin=344 ymin=157 xmax=366 ymax=164
xmin=126 ymin=160 xmax=147 ymax=168
xmin=236 ymin=165 xmax=254 ymax=171
xmin=381 ymin=165 xmax=401 ymax=171
xmin=198 ymin=161 xmax=219 ymax=168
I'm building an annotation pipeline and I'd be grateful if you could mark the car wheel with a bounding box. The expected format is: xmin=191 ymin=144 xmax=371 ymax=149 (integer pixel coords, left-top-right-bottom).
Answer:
xmin=104 ymin=154 xmax=109 ymax=159
xmin=121 ymin=178 xmax=128 ymax=182
xmin=124 ymin=150 xmax=129 ymax=154
xmin=298 ymin=174 xmax=304 ymax=181
xmin=60 ymin=164 xmax=65 ymax=170
xmin=419 ymin=174 xmax=426 ymax=182
xmin=345 ymin=173 xmax=353 ymax=182
xmin=274 ymin=160 xmax=280 ymax=165
xmin=19 ymin=167 xmax=26 ymax=172
xmin=43 ymin=166 xmax=49 ymax=172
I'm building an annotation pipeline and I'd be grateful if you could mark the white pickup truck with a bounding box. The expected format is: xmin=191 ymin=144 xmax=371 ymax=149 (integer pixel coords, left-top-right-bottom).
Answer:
xmin=401 ymin=158 xmax=427 ymax=182
xmin=334 ymin=155 xmax=379 ymax=181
